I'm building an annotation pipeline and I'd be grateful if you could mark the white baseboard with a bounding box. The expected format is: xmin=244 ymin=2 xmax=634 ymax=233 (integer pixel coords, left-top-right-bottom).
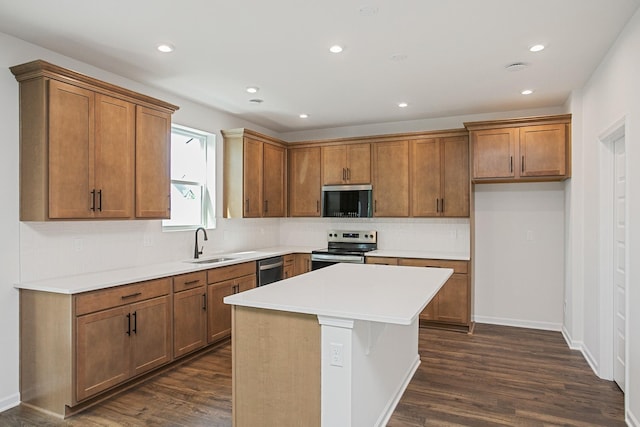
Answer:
xmin=627 ymin=408 xmax=639 ymax=427
xmin=560 ymin=325 xmax=601 ymax=377
xmin=473 ymin=315 xmax=562 ymax=331
xmin=0 ymin=393 xmax=20 ymax=413
xmin=375 ymin=355 xmax=421 ymax=427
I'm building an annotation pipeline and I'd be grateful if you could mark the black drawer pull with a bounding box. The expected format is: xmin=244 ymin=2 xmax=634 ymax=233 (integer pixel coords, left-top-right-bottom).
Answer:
xmin=121 ymin=292 xmax=142 ymax=299
xmin=183 ymin=280 xmax=200 ymax=286
xmin=126 ymin=313 xmax=131 ymax=336
xmin=132 ymin=311 xmax=137 ymax=334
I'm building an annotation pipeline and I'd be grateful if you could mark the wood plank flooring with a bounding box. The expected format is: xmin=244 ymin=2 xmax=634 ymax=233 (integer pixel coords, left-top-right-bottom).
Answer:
xmin=0 ymin=324 xmax=624 ymax=426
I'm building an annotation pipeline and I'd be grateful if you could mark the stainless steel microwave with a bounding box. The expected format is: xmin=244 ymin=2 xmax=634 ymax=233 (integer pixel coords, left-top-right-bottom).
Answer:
xmin=321 ymin=185 xmax=372 ymax=218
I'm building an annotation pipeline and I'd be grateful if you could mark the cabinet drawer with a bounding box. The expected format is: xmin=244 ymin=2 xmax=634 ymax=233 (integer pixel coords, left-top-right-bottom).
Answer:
xmin=207 ymin=261 xmax=255 ymax=284
xmin=75 ymin=278 xmax=171 ymax=316
xmin=398 ymin=258 xmax=468 ymax=274
xmin=173 ymin=271 xmax=207 ymax=293
xmin=366 ymin=257 xmax=399 ymax=265
xmin=283 ymin=254 xmax=294 ymax=265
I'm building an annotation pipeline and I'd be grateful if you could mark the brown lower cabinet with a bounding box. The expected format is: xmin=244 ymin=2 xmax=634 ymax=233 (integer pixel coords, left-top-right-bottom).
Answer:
xmin=294 ymin=253 xmax=311 ymax=276
xmin=75 ymin=278 xmax=172 ymax=402
xmin=366 ymin=256 xmax=471 ymax=330
xmin=173 ymin=271 xmax=208 ymax=358
xmin=207 ymin=262 xmax=257 ymax=344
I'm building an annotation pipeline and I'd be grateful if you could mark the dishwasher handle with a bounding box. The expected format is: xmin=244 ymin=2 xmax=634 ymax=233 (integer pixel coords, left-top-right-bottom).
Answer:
xmin=259 ymin=260 xmax=283 ymax=271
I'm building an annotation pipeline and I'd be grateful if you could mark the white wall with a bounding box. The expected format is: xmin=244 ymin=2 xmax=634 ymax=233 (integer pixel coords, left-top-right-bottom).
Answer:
xmin=567 ymin=8 xmax=640 ymax=424
xmin=474 ymin=183 xmax=566 ymax=330
xmin=0 ymin=32 xmax=283 ymax=409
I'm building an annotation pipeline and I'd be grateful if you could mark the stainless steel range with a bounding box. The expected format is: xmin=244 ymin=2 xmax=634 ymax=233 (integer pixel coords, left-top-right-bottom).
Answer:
xmin=311 ymin=230 xmax=378 ymax=270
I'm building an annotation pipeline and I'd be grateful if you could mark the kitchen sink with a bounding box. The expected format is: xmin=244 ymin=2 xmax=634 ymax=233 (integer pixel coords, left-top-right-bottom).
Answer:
xmin=189 ymin=257 xmax=235 ymax=264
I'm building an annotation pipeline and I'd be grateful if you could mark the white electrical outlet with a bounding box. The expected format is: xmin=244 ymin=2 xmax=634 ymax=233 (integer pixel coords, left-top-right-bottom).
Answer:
xmin=526 ymin=230 xmax=534 ymax=241
xmin=330 ymin=342 xmax=343 ymax=367
xmin=72 ymin=238 xmax=83 ymax=252
xmin=143 ymin=235 xmax=153 ymax=247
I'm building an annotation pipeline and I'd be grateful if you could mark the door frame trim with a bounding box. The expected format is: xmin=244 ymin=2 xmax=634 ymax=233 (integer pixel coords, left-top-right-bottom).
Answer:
xmin=597 ymin=117 xmax=627 ymax=387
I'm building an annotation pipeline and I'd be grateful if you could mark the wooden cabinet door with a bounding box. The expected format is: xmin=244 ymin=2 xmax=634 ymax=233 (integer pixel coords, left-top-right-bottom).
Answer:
xmin=48 ymin=79 xmax=94 ymax=219
xmin=472 ymin=128 xmax=517 ymax=179
xmin=173 ymin=287 xmax=207 ymax=358
xmin=346 ymin=143 xmax=371 ymax=184
xmin=289 ymin=147 xmax=321 ymax=217
xmin=294 ymin=253 xmax=311 ymax=275
xmin=433 ymin=273 xmax=469 ymax=325
xmin=519 ymin=124 xmax=566 ymax=177
xmin=372 ymin=141 xmax=409 ymax=217
xmin=94 ymin=94 xmax=135 ymax=218
xmin=76 ymin=306 xmax=130 ymax=401
xmin=442 ymin=136 xmax=470 ymax=217
xmin=207 ymin=279 xmax=236 ymax=343
xmin=411 ymin=138 xmax=441 ymax=217
xmin=237 ymin=274 xmax=256 ymax=292
xmin=420 ymin=298 xmax=437 ymax=321
xmin=135 ymin=106 xmax=171 ymax=218
xmin=262 ymin=143 xmax=285 ymax=217
xmin=243 ymin=137 xmax=263 ymax=218
xmin=322 ymin=145 xmax=347 ymax=184
xmin=131 ymin=295 xmax=172 ymax=376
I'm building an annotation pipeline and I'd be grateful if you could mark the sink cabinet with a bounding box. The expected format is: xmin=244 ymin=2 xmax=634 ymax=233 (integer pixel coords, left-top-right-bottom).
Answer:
xmin=172 ymin=271 xmax=207 ymax=358
xmin=206 ymin=262 xmax=256 ymax=343
xmin=10 ymin=60 xmax=178 ymax=221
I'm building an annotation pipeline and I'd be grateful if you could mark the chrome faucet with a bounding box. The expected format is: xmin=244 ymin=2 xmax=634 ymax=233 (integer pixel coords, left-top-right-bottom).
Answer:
xmin=194 ymin=227 xmax=208 ymax=259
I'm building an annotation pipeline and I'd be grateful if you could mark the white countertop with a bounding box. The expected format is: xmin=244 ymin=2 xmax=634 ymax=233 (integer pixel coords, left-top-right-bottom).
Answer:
xmin=224 ymin=263 xmax=452 ymax=325
xmin=366 ymin=249 xmax=470 ymax=261
xmin=15 ymin=246 xmax=316 ymax=294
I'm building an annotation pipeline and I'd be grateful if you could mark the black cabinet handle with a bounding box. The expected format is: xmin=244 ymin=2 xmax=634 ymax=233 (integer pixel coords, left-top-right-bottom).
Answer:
xmin=121 ymin=292 xmax=142 ymax=300
xmin=441 ymin=198 xmax=445 ymax=213
xmin=316 ymin=200 xmax=319 ymax=213
xmin=126 ymin=313 xmax=131 ymax=336
xmin=90 ymin=189 xmax=96 ymax=211
xmin=202 ymin=293 xmax=207 ymax=310
xmin=522 ymin=156 xmax=525 ymax=173
xmin=347 ymin=168 xmax=351 ymax=180
xmin=436 ymin=198 xmax=439 ymax=213
xmin=374 ymin=200 xmax=377 ymax=213
xmin=510 ymin=156 xmax=513 ymax=173
xmin=184 ymin=280 xmax=200 ymax=286
xmin=97 ymin=189 xmax=102 ymax=212
xmin=132 ymin=311 xmax=137 ymax=334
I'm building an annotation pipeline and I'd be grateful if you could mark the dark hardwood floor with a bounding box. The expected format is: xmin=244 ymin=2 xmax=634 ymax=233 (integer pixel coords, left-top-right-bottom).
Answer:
xmin=0 ymin=324 xmax=624 ymax=426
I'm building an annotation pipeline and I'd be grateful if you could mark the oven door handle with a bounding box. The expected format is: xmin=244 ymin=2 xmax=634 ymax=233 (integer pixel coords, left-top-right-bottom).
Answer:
xmin=311 ymin=253 xmax=364 ymax=263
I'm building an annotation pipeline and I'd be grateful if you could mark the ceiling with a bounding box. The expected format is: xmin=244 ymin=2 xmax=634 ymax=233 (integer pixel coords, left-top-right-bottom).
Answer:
xmin=0 ymin=1 xmax=638 ymax=133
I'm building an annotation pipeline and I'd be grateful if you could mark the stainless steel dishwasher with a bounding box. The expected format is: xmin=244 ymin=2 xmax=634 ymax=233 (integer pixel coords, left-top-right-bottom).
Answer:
xmin=257 ymin=256 xmax=284 ymax=286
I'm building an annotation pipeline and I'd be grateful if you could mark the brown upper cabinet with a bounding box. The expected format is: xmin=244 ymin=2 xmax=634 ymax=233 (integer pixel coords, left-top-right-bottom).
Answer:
xmin=222 ymin=128 xmax=286 ymax=218
xmin=10 ymin=60 xmax=178 ymax=221
xmin=321 ymin=143 xmax=371 ymax=185
xmin=466 ymin=115 xmax=571 ymax=183
xmin=372 ymin=140 xmax=410 ymax=217
xmin=410 ymin=135 xmax=469 ymax=217
xmin=289 ymin=146 xmax=321 ymax=217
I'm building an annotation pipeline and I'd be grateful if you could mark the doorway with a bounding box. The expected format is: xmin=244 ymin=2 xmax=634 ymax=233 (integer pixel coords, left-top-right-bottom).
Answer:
xmin=598 ymin=119 xmax=627 ymax=392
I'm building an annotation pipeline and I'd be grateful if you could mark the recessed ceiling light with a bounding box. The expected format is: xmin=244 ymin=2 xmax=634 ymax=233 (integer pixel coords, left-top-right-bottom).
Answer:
xmin=249 ymin=98 xmax=264 ymax=104
xmin=521 ymin=89 xmax=534 ymax=95
xmin=391 ymin=54 xmax=408 ymax=62
xmin=398 ymin=102 xmax=408 ymax=108
xmin=529 ymin=44 xmax=545 ymax=52
xmin=156 ymin=43 xmax=174 ymax=53
xmin=329 ymin=45 xmax=344 ymax=54
xmin=299 ymin=113 xmax=309 ymax=119
xmin=246 ymin=86 xmax=259 ymax=94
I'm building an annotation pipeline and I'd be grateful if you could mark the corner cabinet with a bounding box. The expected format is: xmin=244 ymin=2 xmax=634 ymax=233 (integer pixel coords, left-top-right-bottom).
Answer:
xmin=10 ymin=60 xmax=178 ymax=221
xmin=222 ymin=128 xmax=286 ymax=218
xmin=366 ymin=257 xmax=472 ymax=332
xmin=466 ymin=115 xmax=571 ymax=183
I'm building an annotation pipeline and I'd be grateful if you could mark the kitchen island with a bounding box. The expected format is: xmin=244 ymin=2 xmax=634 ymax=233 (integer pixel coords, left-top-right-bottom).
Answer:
xmin=224 ymin=263 xmax=452 ymax=427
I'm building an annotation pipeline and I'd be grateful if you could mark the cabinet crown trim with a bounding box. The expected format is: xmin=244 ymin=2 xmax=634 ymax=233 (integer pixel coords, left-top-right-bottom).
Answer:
xmin=10 ymin=59 xmax=179 ymax=113
xmin=464 ymin=114 xmax=571 ymax=131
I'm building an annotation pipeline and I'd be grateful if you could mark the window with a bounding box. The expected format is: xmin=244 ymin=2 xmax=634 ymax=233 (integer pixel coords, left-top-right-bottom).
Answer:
xmin=162 ymin=125 xmax=215 ymax=230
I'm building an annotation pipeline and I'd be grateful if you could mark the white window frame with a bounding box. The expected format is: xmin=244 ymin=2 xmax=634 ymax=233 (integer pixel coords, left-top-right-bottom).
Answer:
xmin=162 ymin=124 xmax=216 ymax=231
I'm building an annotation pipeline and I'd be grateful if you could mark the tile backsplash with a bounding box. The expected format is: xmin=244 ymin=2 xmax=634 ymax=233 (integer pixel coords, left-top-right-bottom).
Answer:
xmin=19 ymin=217 xmax=469 ymax=282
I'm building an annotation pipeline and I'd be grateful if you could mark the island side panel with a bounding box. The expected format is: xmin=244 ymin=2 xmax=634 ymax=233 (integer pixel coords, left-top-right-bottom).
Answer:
xmin=232 ymin=306 xmax=321 ymax=427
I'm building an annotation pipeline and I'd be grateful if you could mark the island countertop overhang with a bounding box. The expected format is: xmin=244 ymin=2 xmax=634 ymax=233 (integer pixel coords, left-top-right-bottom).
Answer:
xmin=224 ymin=263 xmax=453 ymax=325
